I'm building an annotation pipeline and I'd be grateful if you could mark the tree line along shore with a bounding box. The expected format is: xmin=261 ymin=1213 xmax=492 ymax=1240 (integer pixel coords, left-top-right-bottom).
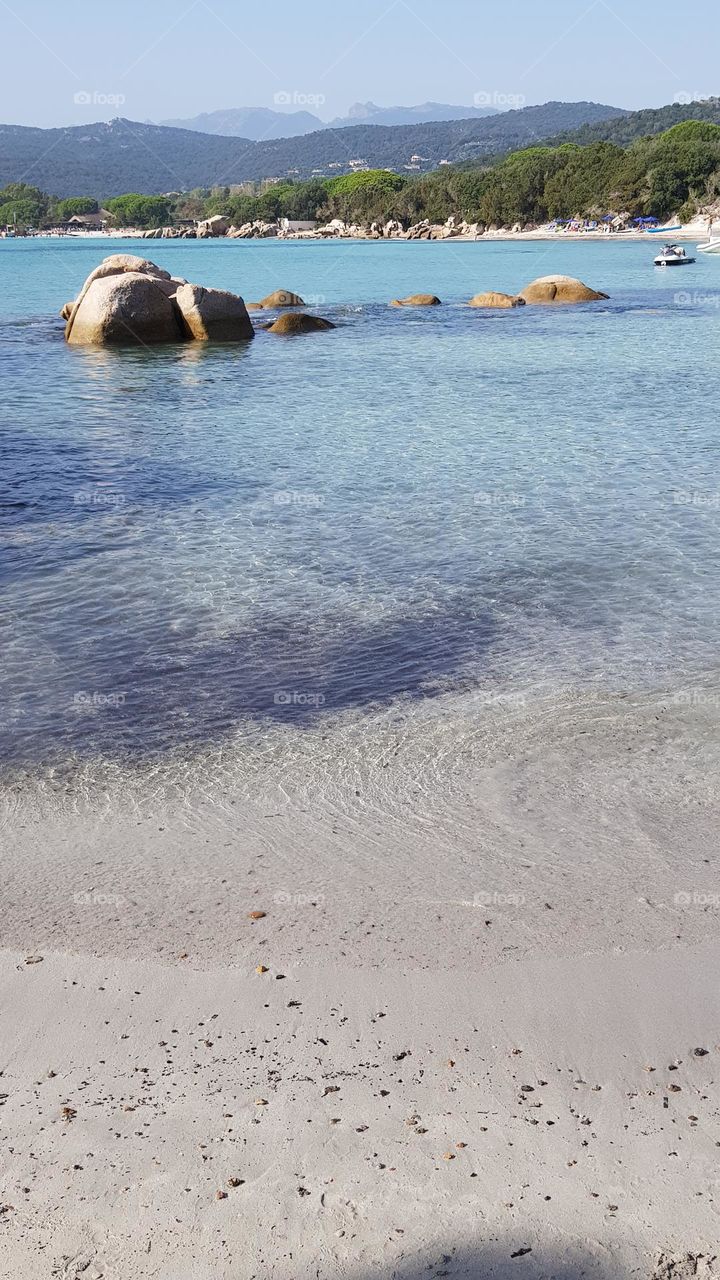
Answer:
xmin=2 ymin=120 xmax=719 ymax=238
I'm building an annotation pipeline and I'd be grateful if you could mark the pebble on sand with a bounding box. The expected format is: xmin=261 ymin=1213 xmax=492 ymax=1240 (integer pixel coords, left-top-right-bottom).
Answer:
xmin=248 ymin=911 xmax=267 ymax=920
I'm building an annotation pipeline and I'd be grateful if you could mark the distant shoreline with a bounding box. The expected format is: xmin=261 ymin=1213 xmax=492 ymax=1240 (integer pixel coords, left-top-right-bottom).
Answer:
xmin=8 ymin=226 xmax=710 ymax=244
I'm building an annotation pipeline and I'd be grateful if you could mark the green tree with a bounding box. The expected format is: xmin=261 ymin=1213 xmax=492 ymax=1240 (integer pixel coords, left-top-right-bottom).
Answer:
xmin=0 ymin=182 xmax=50 ymax=227
xmin=324 ymin=170 xmax=407 ymax=221
xmin=53 ymin=197 xmax=99 ymax=221
xmin=103 ymin=194 xmax=171 ymax=228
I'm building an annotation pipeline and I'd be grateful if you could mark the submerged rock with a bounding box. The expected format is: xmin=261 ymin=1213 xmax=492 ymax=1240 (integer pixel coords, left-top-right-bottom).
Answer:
xmin=389 ymin=294 xmax=441 ymax=307
xmin=520 ymin=275 xmax=609 ymax=303
xmin=264 ymin=312 xmax=335 ymax=334
xmin=468 ymin=291 xmax=525 ymax=308
xmin=249 ymin=289 xmax=306 ymax=310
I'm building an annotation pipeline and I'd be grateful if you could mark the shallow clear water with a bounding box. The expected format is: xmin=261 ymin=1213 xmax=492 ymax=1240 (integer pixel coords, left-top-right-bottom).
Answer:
xmin=2 ymin=236 xmax=719 ymax=767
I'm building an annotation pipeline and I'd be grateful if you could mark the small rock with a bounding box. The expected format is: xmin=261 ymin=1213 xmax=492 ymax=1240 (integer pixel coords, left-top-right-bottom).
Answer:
xmin=248 ymin=911 xmax=267 ymax=920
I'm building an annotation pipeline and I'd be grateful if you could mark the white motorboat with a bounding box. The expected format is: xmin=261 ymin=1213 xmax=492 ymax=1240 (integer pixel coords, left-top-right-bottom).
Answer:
xmin=697 ymin=238 xmax=720 ymax=254
xmin=654 ymin=243 xmax=695 ymax=266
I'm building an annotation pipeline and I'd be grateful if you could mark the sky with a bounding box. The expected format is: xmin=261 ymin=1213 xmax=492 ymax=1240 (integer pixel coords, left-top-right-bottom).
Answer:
xmin=1 ymin=0 xmax=717 ymax=129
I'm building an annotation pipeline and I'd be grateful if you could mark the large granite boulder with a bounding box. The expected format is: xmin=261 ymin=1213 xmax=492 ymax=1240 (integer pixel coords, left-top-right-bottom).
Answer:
xmin=197 ymin=215 xmax=230 ymax=238
xmin=519 ymin=275 xmax=609 ymax=304
xmin=65 ymin=272 xmax=185 ymax=346
xmin=468 ymin=292 xmax=525 ymax=308
xmin=264 ymin=313 xmax=335 ymax=334
xmin=174 ymin=283 xmax=254 ymax=341
xmin=389 ymin=294 xmax=441 ymax=307
xmin=63 ymin=255 xmax=255 ymax=346
xmin=85 ymin=253 xmax=172 ymax=281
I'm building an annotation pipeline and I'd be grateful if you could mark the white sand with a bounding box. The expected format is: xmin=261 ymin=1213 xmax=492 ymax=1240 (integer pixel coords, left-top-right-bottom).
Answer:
xmin=1 ymin=687 xmax=719 ymax=1278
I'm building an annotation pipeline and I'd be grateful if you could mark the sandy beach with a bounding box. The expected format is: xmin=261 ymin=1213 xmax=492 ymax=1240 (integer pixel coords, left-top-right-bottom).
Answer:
xmin=23 ymin=213 xmax=715 ymax=244
xmin=2 ymin=686 xmax=719 ymax=1278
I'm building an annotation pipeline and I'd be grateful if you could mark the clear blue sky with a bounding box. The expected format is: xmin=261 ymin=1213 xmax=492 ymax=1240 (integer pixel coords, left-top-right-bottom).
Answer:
xmin=2 ymin=0 xmax=716 ymax=128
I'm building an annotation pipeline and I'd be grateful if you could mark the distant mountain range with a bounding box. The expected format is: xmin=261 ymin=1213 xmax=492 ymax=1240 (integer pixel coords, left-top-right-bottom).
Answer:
xmin=332 ymin=100 xmax=500 ymax=127
xmin=161 ymin=100 xmax=501 ymax=138
xmin=0 ymin=101 xmax=627 ymax=197
xmin=160 ymin=106 xmax=323 ymax=139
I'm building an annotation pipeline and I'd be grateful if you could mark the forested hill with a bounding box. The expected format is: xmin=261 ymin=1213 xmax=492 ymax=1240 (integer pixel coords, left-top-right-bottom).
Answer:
xmin=244 ymin=101 xmax=625 ymax=174
xmin=549 ymin=97 xmax=720 ymax=147
xmin=0 ymin=102 xmax=623 ymax=196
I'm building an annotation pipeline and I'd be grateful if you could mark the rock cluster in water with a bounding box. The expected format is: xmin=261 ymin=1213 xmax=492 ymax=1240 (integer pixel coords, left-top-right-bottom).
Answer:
xmin=385 ymin=278 xmax=608 ymax=309
xmin=63 ymin=255 xmax=255 ymax=346
xmin=61 ymin=257 xmax=608 ymax=347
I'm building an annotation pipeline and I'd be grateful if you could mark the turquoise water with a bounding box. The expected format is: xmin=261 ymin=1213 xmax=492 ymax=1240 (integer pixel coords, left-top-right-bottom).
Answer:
xmin=2 ymin=236 xmax=720 ymax=767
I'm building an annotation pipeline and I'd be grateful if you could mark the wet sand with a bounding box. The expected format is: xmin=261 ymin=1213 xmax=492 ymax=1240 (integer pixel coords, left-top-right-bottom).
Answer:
xmin=1 ymin=687 xmax=719 ymax=1277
